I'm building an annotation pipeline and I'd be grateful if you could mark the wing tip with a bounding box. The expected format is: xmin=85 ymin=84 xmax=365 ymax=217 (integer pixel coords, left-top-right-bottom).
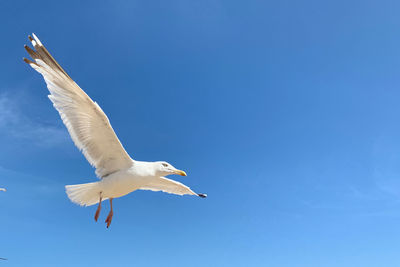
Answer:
xmin=28 ymin=33 xmax=41 ymax=47
xmin=24 ymin=44 xmax=36 ymax=56
xmin=32 ymin=33 xmax=43 ymax=46
xmin=23 ymin=57 xmax=31 ymax=64
xmin=198 ymin=193 xmax=207 ymax=198
xmin=23 ymin=57 xmax=38 ymax=67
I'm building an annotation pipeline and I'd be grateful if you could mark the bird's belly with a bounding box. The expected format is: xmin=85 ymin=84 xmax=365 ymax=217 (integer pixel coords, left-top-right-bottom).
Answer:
xmin=99 ymin=172 xmax=147 ymax=199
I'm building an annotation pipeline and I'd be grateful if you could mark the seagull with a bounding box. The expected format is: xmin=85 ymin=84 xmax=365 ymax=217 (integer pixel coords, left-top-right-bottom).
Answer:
xmin=0 ymin=188 xmax=5 ymax=192
xmin=23 ymin=34 xmax=207 ymax=228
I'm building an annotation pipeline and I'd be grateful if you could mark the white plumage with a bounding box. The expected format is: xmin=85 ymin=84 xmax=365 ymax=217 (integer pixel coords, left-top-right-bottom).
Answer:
xmin=24 ymin=34 xmax=206 ymax=227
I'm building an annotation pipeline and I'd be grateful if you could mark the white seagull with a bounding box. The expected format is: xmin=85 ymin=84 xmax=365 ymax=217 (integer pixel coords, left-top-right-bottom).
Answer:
xmin=24 ymin=34 xmax=206 ymax=228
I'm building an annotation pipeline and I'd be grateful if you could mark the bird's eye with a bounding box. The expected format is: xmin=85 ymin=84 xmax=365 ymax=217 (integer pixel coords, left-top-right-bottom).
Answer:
xmin=162 ymin=163 xmax=168 ymax=167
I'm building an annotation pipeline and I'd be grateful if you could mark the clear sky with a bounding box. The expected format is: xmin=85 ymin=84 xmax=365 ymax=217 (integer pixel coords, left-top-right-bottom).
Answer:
xmin=1 ymin=0 xmax=400 ymax=266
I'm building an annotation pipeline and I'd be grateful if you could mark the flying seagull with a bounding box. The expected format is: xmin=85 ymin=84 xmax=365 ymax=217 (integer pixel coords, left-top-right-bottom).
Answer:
xmin=23 ymin=34 xmax=207 ymax=228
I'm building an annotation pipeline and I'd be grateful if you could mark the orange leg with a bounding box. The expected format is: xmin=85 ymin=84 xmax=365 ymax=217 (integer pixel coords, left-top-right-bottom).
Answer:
xmin=105 ymin=198 xmax=114 ymax=228
xmin=94 ymin=194 xmax=102 ymax=222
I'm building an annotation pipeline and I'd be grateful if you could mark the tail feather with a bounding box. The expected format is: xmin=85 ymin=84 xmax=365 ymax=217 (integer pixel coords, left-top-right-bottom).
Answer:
xmin=65 ymin=182 xmax=105 ymax=206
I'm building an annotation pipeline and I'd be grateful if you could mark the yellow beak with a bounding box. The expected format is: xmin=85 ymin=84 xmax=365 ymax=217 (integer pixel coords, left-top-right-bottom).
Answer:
xmin=174 ymin=169 xmax=187 ymax=176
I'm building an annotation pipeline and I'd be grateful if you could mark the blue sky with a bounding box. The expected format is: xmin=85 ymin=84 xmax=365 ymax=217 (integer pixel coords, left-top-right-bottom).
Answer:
xmin=1 ymin=0 xmax=400 ymax=266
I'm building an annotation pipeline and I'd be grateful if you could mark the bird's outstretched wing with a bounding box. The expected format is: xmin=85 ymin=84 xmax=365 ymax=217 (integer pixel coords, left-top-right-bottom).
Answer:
xmin=140 ymin=177 xmax=198 ymax=196
xmin=24 ymin=34 xmax=133 ymax=178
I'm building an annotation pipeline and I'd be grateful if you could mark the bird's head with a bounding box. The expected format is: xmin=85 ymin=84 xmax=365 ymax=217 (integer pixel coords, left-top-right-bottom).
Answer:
xmin=155 ymin=161 xmax=187 ymax=177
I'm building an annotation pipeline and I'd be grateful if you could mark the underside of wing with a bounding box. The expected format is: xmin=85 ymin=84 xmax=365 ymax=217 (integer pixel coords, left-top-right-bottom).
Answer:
xmin=140 ymin=177 xmax=197 ymax=196
xmin=23 ymin=34 xmax=133 ymax=178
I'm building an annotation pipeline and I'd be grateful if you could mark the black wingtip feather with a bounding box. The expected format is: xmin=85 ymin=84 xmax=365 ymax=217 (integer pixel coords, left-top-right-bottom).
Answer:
xmin=23 ymin=57 xmax=37 ymax=66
